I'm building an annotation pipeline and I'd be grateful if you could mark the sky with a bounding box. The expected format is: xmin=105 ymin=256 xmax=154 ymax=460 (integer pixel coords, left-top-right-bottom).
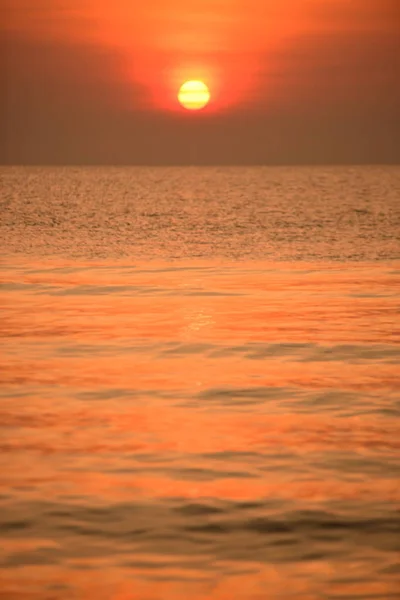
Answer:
xmin=1 ymin=0 xmax=399 ymax=164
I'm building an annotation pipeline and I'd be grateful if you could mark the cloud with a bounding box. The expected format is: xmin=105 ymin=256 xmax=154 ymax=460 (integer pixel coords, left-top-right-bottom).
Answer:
xmin=0 ymin=33 xmax=149 ymax=163
xmin=260 ymin=29 xmax=400 ymax=114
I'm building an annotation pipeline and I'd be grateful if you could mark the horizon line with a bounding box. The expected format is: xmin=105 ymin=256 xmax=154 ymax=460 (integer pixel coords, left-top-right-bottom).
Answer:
xmin=1 ymin=163 xmax=399 ymax=168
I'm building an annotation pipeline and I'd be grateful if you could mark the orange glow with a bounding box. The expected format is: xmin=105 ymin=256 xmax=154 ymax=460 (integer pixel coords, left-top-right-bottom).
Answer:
xmin=3 ymin=0 xmax=398 ymax=115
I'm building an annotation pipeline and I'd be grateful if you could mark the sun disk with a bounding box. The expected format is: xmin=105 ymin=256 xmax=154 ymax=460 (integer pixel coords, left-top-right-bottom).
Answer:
xmin=178 ymin=80 xmax=210 ymax=111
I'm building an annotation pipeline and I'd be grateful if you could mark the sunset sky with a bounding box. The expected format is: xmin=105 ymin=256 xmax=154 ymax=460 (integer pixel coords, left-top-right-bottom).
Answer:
xmin=1 ymin=0 xmax=399 ymax=164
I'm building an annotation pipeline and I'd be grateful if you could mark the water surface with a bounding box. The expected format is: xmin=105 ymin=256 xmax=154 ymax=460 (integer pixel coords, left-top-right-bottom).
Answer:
xmin=0 ymin=167 xmax=399 ymax=599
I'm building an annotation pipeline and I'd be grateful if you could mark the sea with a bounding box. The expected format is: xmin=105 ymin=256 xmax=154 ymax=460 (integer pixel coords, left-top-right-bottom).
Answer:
xmin=0 ymin=166 xmax=399 ymax=600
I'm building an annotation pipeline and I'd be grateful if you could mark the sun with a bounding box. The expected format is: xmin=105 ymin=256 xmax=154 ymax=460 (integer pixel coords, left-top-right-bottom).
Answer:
xmin=178 ymin=80 xmax=210 ymax=111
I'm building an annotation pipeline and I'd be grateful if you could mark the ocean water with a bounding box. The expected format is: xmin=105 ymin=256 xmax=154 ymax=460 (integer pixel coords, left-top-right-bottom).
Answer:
xmin=0 ymin=166 xmax=399 ymax=600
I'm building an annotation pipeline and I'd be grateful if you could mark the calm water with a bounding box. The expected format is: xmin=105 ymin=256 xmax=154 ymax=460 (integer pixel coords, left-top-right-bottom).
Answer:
xmin=0 ymin=167 xmax=399 ymax=599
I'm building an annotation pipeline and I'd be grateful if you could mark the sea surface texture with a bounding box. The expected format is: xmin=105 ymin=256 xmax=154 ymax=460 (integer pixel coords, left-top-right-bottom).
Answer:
xmin=0 ymin=167 xmax=399 ymax=600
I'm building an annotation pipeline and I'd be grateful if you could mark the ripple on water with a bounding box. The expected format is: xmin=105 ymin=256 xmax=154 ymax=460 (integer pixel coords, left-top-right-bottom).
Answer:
xmin=0 ymin=255 xmax=399 ymax=598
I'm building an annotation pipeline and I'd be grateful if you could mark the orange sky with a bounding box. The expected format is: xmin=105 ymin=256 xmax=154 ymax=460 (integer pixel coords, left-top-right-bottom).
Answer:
xmin=1 ymin=0 xmax=399 ymax=163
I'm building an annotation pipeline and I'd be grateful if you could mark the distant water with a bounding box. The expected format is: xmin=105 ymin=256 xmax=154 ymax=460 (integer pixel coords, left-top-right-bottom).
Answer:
xmin=1 ymin=166 xmax=399 ymax=261
xmin=0 ymin=167 xmax=399 ymax=599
